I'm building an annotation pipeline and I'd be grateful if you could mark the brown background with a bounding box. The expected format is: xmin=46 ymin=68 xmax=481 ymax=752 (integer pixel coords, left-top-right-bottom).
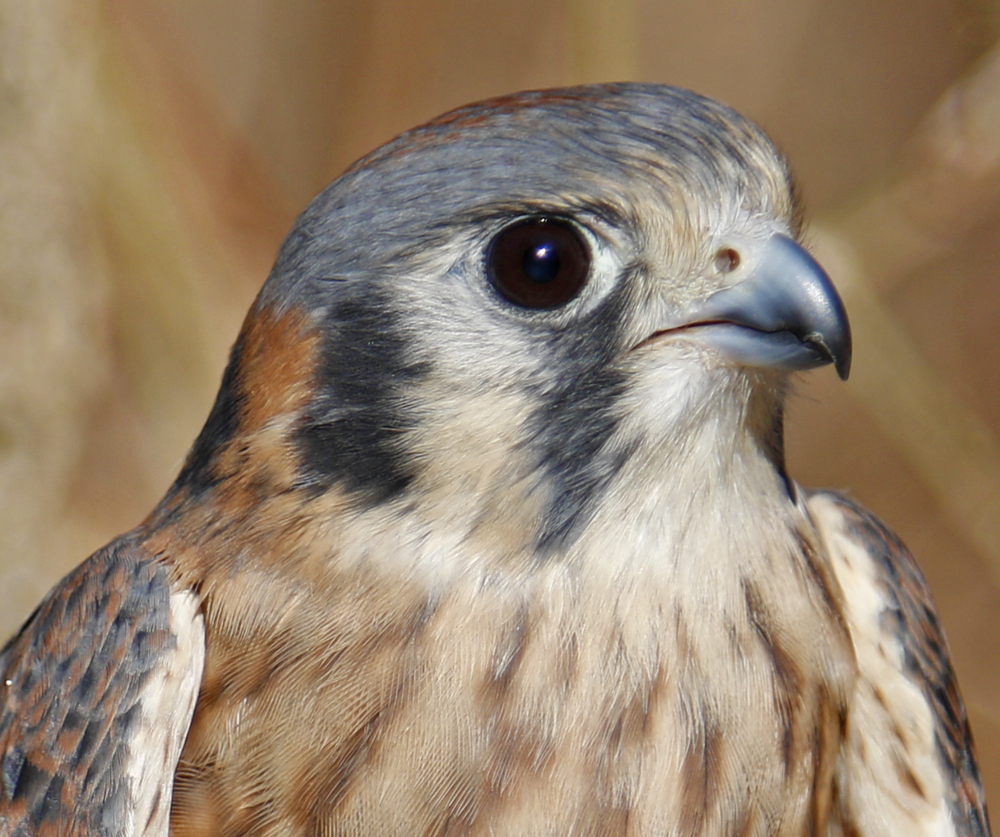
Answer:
xmin=2 ymin=0 xmax=999 ymax=804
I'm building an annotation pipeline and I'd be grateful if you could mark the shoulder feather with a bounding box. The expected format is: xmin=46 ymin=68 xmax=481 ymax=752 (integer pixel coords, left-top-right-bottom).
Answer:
xmin=807 ymin=490 xmax=990 ymax=837
xmin=0 ymin=536 xmax=204 ymax=837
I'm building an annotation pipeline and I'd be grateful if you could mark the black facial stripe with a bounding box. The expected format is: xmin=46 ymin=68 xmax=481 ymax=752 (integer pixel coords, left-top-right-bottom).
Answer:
xmin=294 ymin=289 xmax=429 ymax=504
xmin=529 ymin=279 xmax=634 ymax=553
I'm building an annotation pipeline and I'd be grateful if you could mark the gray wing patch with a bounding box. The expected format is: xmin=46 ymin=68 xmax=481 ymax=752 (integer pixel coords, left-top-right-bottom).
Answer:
xmin=0 ymin=535 xmax=203 ymax=837
xmin=807 ymin=490 xmax=990 ymax=837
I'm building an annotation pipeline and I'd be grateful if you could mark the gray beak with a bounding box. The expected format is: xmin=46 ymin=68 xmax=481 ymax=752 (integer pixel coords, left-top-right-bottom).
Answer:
xmin=691 ymin=234 xmax=852 ymax=380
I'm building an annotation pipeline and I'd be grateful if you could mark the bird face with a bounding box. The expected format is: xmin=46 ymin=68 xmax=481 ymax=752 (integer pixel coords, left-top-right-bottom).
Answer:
xmin=171 ymin=84 xmax=850 ymax=564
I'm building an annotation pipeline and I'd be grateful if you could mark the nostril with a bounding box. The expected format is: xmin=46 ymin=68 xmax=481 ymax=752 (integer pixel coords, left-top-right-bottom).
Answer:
xmin=714 ymin=248 xmax=741 ymax=273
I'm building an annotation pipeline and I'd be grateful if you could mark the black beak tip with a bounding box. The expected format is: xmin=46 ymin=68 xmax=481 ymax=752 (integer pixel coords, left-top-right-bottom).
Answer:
xmin=827 ymin=321 xmax=852 ymax=381
xmin=806 ymin=330 xmax=851 ymax=380
xmin=836 ymin=341 xmax=852 ymax=380
xmin=809 ymin=315 xmax=852 ymax=381
xmin=826 ymin=290 xmax=852 ymax=381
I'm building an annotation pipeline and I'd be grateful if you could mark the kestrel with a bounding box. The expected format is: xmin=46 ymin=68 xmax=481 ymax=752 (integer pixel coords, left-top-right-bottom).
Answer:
xmin=0 ymin=83 xmax=991 ymax=836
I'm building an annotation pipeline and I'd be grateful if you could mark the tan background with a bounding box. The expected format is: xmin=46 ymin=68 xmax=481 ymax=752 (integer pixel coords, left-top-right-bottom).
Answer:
xmin=2 ymin=0 xmax=999 ymax=804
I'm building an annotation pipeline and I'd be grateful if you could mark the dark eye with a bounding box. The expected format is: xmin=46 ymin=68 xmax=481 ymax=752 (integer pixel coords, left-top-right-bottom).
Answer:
xmin=486 ymin=217 xmax=591 ymax=309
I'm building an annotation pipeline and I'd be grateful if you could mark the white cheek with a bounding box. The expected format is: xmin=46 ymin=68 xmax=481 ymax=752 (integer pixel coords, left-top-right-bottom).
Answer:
xmin=622 ymin=339 xmax=730 ymax=431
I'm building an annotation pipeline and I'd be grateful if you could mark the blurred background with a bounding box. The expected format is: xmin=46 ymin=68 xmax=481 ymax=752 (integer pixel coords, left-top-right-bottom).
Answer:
xmin=2 ymin=0 xmax=1000 ymax=800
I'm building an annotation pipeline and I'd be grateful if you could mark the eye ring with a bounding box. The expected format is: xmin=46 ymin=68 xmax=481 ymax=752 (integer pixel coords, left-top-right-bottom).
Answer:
xmin=485 ymin=217 xmax=591 ymax=309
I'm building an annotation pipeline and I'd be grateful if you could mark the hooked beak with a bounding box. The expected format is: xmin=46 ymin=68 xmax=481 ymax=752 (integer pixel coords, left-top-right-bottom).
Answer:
xmin=670 ymin=234 xmax=852 ymax=380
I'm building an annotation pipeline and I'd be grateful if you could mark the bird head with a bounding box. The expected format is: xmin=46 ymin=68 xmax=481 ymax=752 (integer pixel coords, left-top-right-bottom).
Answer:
xmin=164 ymin=83 xmax=850 ymax=558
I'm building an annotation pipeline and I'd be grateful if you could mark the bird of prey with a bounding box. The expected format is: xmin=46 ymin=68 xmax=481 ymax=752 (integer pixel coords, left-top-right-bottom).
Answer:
xmin=0 ymin=83 xmax=991 ymax=837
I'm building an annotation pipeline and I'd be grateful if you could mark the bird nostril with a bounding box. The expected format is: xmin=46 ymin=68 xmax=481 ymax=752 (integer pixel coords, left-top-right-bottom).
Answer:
xmin=714 ymin=248 xmax=741 ymax=273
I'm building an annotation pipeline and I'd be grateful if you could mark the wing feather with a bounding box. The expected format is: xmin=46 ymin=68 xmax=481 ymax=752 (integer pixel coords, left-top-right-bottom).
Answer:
xmin=0 ymin=535 xmax=204 ymax=837
xmin=807 ymin=490 xmax=990 ymax=837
